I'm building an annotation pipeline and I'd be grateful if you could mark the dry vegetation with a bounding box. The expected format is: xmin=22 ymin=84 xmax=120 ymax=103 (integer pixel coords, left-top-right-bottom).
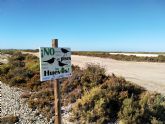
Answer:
xmin=73 ymin=51 xmax=165 ymax=62
xmin=0 ymin=50 xmax=165 ymax=123
xmin=0 ymin=115 xmax=19 ymax=124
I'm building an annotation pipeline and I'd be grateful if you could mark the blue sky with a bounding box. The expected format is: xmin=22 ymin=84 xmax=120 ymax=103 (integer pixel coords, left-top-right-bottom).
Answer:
xmin=0 ymin=0 xmax=165 ymax=51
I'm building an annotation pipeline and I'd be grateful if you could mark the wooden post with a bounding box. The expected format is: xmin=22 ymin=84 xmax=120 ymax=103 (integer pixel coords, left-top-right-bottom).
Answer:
xmin=52 ymin=39 xmax=61 ymax=124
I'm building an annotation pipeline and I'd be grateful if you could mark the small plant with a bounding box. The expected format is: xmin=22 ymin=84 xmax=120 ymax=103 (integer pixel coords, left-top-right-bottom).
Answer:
xmin=20 ymin=92 xmax=31 ymax=98
xmin=0 ymin=115 xmax=19 ymax=124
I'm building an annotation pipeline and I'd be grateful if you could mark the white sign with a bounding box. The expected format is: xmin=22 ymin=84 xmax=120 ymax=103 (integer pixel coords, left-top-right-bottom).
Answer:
xmin=39 ymin=47 xmax=71 ymax=81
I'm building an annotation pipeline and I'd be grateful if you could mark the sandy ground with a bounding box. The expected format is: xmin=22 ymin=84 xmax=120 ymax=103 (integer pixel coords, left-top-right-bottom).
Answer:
xmin=22 ymin=52 xmax=39 ymax=57
xmin=0 ymin=54 xmax=10 ymax=64
xmin=72 ymin=55 xmax=165 ymax=95
xmin=22 ymin=52 xmax=165 ymax=95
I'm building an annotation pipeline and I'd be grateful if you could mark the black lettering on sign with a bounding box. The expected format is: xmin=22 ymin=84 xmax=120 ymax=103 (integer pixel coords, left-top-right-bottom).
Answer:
xmin=44 ymin=71 xmax=46 ymax=76
xmin=43 ymin=68 xmax=70 ymax=76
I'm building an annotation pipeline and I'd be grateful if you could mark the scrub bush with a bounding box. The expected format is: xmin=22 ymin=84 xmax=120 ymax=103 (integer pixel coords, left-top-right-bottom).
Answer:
xmin=1 ymin=52 xmax=165 ymax=123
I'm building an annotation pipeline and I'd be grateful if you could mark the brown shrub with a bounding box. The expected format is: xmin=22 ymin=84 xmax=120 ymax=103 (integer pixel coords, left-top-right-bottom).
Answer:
xmin=20 ymin=92 xmax=31 ymax=98
xmin=0 ymin=115 xmax=19 ymax=123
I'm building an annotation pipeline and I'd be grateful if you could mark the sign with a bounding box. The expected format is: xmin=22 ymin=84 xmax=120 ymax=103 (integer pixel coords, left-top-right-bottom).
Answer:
xmin=39 ymin=47 xmax=71 ymax=81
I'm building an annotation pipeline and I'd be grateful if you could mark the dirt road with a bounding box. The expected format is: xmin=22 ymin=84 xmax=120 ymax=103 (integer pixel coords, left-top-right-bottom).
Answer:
xmin=72 ymin=55 xmax=165 ymax=95
xmin=22 ymin=52 xmax=165 ymax=95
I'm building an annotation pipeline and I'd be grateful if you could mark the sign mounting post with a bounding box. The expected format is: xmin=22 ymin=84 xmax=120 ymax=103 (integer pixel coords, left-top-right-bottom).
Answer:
xmin=39 ymin=38 xmax=72 ymax=124
xmin=52 ymin=39 xmax=61 ymax=124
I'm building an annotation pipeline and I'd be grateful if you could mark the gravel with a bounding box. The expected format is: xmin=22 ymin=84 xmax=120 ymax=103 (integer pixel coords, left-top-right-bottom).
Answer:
xmin=0 ymin=81 xmax=75 ymax=124
xmin=0 ymin=81 xmax=53 ymax=124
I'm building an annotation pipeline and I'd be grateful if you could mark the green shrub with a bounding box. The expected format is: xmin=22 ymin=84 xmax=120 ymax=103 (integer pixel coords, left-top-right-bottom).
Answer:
xmin=0 ymin=64 xmax=10 ymax=75
xmin=0 ymin=62 xmax=3 ymax=65
xmin=10 ymin=76 xmax=26 ymax=85
xmin=0 ymin=49 xmax=18 ymax=55
xmin=25 ymin=54 xmax=39 ymax=72
xmin=151 ymin=117 xmax=163 ymax=124
xmin=70 ymin=65 xmax=165 ymax=123
xmin=118 ymin=97 xmax=140 ymax=123
xmin=118 ymin=92 xmax=165 ymax=123
xmin=158 ymin=55 xmax=165 ymax=62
